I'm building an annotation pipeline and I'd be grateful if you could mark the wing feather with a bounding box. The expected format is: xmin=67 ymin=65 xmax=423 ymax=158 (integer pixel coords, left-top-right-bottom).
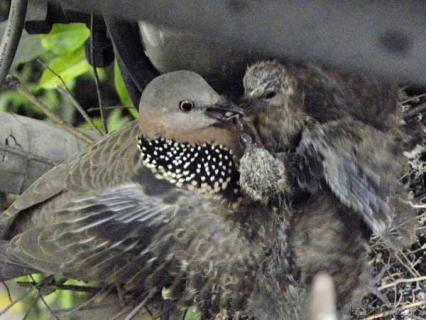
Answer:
xmin=296 ymin=119 xmax=416 ymax=245
xmin=3 ymin=183 xmax=258 ymax=304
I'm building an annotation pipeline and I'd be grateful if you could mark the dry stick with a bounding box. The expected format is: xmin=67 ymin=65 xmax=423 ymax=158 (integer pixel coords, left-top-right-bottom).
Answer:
xmin=395 ymin=251 xmax=420 ymax=278
xmin=37 ymin=294 xmax=61 ymax=320
xmin=58 ymin=287 xmax=112 ymax=318
xmin=2 ymin=281 xmax=13 ymax=303
xmin=87 ymin=105 xmax=125 ymax=112
xmin=400 ymin=93 xmax=426 ymax=105
xmin=28 ymin=274 xmax=61 ymax=320
xmin=124 ymin=290 xmax=156 ymax=320
xmin=55 ymin=303 xmax=121 ymax=315
xmin=5 ymin=75 xmax=94 ymax=145
xmin=379 ymin=275 xmax=426 ymax=291
xmin=0 ymin=290 xmax=33 ymax=316
xmin=21 ymin=294 xmax=40 ymax=320
xmin=90 ymin=12 xmax=108 ymax=134
xmin=403 ymin=102 xmax=426 ymax=119
xmin=17 ymin=280 xmax=101 ymax=294
xmin=110 ymin=306 xmax=132 ymax=320
xmin=179 ymin=308 xmax=189 ymax=320
xmin=363 ymin=300 xmax=426 ymax=320
xmin=36 ymin=59 xmax=103 ymax=137
xmin=410 ymin=203 xmax=426 ymax=209
xmin=145 ymin=306 xmax=154 ymax=318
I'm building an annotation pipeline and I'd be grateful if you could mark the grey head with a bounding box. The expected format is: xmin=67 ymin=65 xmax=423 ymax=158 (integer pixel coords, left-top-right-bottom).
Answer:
xmin=243 ymin=60 xmax=297 ymax=109
xmin=140 ymin=70 xmax=241 ymax=132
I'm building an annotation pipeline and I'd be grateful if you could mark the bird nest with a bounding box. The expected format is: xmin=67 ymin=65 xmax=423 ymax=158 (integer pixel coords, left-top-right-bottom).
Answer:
xmin=1 ymin=89 xmax=425 ymax=320
xmin=354 ymin=89 xmax=426 ymax=319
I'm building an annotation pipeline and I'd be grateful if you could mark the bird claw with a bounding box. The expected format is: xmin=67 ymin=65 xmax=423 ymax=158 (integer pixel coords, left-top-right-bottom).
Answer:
xmin=239 ymin=132 xmax=254 ymax=149
xmin=234 ymin=118 xmax=260 ymax=151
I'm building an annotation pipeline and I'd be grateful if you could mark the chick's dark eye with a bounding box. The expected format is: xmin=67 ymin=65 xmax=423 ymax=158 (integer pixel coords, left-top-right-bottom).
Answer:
xmin=264 ymin=91 xmax=276 ymax=99
xmin=179 ymin=100 xmax=194 ymax=112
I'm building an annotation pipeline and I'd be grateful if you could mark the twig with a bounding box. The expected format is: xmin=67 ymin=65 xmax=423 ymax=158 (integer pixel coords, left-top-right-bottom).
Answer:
xmin=379 ymin=275 xmax=426 ymax=291
xmin=403 ymin=102 xmax=426 ymax=119
xmin=400 ymin=93 xmax=426 ymax=105
xmin=2 ymin=281 xmax=13 ymax=303
xmin=110 ymin=306 xmax=132 ymax=320
xmin=124 ymin=289 xmax=156 ymax=320
xmin=5 ymin=75 xmax=94 ymax=144
xmin=36 ymin=59 xmax=103 ymax=137
xmin=363 ymin=300 xmax=426 ymax=320
xmin=410 ymin=202 xmax=426 ymax=209
xmin=395 ymin=251 xmax=420 ymax=278
xmin=21 ymin=294 xmax=39 ymax=320
xmin=38 ymin=293 xmax=61 ymax=320
xmin=0 ymin=144 xmax=56 ymax=166
xmin=155 ymin=301 xmax=175 ymax=320
xmin=17 ymin=280 xmax=102 ymax=294
xmin=87 ymin=105 xmax=125 ymax=112
xmin=29 ymin=274 xmax=61 ymax=320
xmin=90 ymin=12 xmax=108 ymax=134
xmin=56 ymin=286 xmax=112 ymax=317
xmin=0 ymin=290 xmax=32 ymax=316
xmin=179 ymin=308 xmax=189 ymax=320
xmin=55 ymin=303 xmax=119 ymax=315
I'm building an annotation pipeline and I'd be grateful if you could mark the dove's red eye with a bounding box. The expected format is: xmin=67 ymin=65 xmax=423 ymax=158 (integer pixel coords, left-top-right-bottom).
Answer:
xmin=179 ymin=100 xmax=194 ymax=112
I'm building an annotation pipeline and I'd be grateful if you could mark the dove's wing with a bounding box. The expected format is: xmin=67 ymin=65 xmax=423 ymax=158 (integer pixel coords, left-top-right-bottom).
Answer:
xmin=296 ymin=119 xmax=415 ymax=245
xmin=1 ymin=182 xmax=257 ymax=302
xmin=0 ymin=121 xmax=141 ymax=237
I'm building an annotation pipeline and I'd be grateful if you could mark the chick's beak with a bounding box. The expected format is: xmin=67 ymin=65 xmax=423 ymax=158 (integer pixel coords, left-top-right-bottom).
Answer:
xmin=238 ymin=96 xmax=268 ymax=113
xmin=204 ymin=103 xmax=245 ymax=122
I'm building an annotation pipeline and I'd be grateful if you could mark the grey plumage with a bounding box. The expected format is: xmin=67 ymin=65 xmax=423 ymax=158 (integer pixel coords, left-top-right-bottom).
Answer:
xmin=236 ymin=60 xmax=417 ymax=316
xmin=239 ymin=145 xmax=288 ymax=203
xmin=241 ymin=60 xmax=416 ymax=245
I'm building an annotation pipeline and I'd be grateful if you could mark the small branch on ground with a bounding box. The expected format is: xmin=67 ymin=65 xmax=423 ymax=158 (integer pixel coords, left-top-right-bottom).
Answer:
xmin=90 ymin=12 xmax=108 ymax=134
xmin=36 ymin=59 xmax=103 ymax=137
xmin=5 ymin=75 xmax=94 ymax=144
xmin=363 ymin=300 xmax=426 ymax=320
xmin=0 ymin=290 xmax=33 ymax=316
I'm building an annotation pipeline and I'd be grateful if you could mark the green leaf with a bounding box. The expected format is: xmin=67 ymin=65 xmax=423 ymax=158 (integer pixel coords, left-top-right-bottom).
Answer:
xmin=58 ymin=289 xmax=75 ymax=309
xmin=185 ymin=306 xmax=201 ymax=320
xmin=107 ymin=109 xmax=130 ymax=132
xmin=38 ymin=47 xmax=92 ymax=89
xmin=40 ymin=23 xmax=90 ymax=56
xmin=79 ymin=117 xmax=104 ymax=132
xmin=114 ymin=61 xmax=138 ymax=119
xmin=0 ymin=90 xmax=30 ymax=112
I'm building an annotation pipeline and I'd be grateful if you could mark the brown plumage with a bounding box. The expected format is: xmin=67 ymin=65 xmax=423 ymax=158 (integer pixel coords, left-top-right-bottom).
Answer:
xmin=236 ymin=60 xmax=417 ymax=315
xmin=0 ymin=71 xmax=260 ymax=317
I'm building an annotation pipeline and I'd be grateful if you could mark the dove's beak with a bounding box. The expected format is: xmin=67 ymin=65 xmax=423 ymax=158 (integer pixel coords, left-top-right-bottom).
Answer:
xmin=205 ymin=103 xmax=245 ymax=122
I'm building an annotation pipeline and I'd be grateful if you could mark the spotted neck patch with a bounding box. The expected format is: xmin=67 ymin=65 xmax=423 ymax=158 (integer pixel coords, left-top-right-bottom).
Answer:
xmin=137 ymin=136 xmax=240 ymax=198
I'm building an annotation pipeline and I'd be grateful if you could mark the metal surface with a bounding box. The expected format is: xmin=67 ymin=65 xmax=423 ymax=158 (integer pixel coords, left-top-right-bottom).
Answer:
xmin=84 ymin=15 xmax=114 ymax=67
xmin=105 ymin=16 xmax=158 ymax=104
xmin=53 ymin=0 xmax=426 ymax=85
xmin=25 ymin=0 xmax=51 ymax=34
xmin=139 ymin=21 xmax=257 ymax=95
